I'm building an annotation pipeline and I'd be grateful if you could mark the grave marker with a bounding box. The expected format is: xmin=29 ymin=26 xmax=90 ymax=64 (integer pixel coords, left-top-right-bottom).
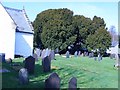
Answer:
xmin=74 ymin=51 xmax=78 ymax=57
xmin=42 ymin=56 xmax=51 ymax=72
xmin=45 ymin=72 xmax=60 ymax=89
xmin=24 ymin=56 xmax=35 ymax=74
xmin=19 ymin=68 xmax=29 ymax=85
xmin=66 ymin=51 xmax=70 ymax=58
xmin=68 ymin=77 xmax=77 ymax=90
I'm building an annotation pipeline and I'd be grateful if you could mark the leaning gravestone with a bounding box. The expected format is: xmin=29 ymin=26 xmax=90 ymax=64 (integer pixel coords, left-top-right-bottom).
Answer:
xmin=45 ymin=72 xmax=60 ymax=89
xmin=66 ymin=51 xmax=70 ymax=58
xmin=19 ymin=68 xmax=29 ymax=85
xmin=33 ymin=53 xmax=38 ymax=61
xmin=24 ymin=56 xmax=35 ymax=74
xmin=42 ymin=56 xmax=51 ymax=72
xmin=74 ymin=51 xmax=78 ymax=57
xmin=68 ymin=77 xmax=77 ymax=90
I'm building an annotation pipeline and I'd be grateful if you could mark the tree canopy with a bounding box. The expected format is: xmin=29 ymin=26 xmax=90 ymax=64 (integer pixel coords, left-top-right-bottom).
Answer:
xmin=33 ymin=8 xmax=111 ymax=53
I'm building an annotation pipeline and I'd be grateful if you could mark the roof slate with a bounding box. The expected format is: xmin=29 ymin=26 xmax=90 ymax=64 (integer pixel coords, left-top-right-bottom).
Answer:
xmin=4 ymin=6 xmax=33 ymax=34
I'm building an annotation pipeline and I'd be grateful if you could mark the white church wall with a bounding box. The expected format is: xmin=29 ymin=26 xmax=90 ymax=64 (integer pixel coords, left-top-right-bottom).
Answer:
xmin=0 ymin=4 xmax=16 ymax=59
xmin=15 ymin=32 xmax=33 ymax=58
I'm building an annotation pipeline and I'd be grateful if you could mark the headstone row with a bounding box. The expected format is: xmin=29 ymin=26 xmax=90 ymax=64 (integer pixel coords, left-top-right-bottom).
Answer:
xmin=45 ymin=72 xmax=77 ymax=90
xmin=41 ymin=48 xmax=55 ymax=72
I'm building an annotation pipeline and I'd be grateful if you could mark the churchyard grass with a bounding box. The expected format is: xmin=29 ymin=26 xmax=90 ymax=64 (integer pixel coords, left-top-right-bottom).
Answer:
xmin=1 ymin=55 xmax=118 ymax=88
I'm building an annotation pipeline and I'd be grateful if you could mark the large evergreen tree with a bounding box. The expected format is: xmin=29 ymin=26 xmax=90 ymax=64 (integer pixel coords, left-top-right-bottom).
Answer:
xmin=33 ymin=8 xmax=112 ymax=54
xmin=33 ymin=8 xmax=76 ymax=50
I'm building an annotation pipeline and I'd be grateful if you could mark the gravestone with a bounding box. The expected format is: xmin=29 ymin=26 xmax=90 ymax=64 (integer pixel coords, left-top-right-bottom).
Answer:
xmin=115 ymin=54 xmax=120 ymax=68
xmin=19 ymin=68 xmax=29 ymax=85
xmin=6 ymin=58 xmax=12 ymax=64
xmin=98 ymin=54 xmax=102 ymax=61
xmin=50 ymin=50 xmax=55 ymax=60
xmin=55 ymin=48 xmax=59 ymax=54
xmin=45 ymin=72 xmax=60 ymax=89
xmin=0 ymin=55 xmax=2 ymax=62
xmin=110 ymin=54 xmax=115 ymax=59
xmin=83 ymin=52 xmax=86 ymax=56
xmin=33 ymin=53 xmax=38 ymax=61
xmin=0 ymin=53 xmax=5 ymax=62
xmin=42 ymin=56 xmax=51 ymax=72
xmin=66 ymin=51 xmax=70 ymax=58
xmin=91 ymin=52 xmax=94 ymax=57
xmin=74 ymin=51 xmax=78 ymax=57
xmin=89 ymin=53 xmax=92 ymax=58
xmin=94 ymin=57 xmax=97 ymax=61
xmin=78 ymin=51 xmax=81 ymax=56
xmin=86 ymin=52 xmax=88 ymax=56
xmin=35 ymin=48 xmax=41 ymax=57
xmin=41 ymin=49 xmax=46 ymax=59
xmin=68 ymin=77 xmax=77 ymax=90
xmin=48 ymin=49 xmax=52 ymax=60
xmin=24 ymin=56 xmax=35 ymax=74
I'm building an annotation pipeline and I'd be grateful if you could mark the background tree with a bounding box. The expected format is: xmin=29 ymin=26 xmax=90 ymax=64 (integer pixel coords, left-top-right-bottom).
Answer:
xmin=86 ymin=27 xmax=112 ymax=55
xmin=33 ymin=8 xmax=76 ymax=50
xmin=33 ymin=8 xmax=112 ymax=54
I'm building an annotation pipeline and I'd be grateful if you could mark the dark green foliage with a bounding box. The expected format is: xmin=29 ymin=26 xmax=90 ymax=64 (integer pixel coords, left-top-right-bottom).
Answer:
xmin=33 ymin=8 xmax=76 ymax=50
xmin=86 ymin=27 xmax=112 ymax=54
xmin=33 ymin=8 xmax=111 ymax=53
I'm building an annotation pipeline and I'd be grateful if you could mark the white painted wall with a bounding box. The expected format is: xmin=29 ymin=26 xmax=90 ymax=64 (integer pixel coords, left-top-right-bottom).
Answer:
xmin=15 ymin=32 xmax=33 ymax=58
xmin=0 ymin=4 xmax=16 ymax=59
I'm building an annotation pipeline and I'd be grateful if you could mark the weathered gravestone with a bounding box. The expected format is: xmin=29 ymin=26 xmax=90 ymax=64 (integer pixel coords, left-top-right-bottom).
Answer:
xmin=91 ymin=52 xmax=94 ymax=57
xmin=78 ymin=51 xmax=81 ymax=56
xmin=45 ymin=72 xmax=60 ymax=89
xmin=24 ymin=56 xmax=35 ymax=74
xmin=110 ymin=54 xmax=115 ymax=59
xmin=0 ymin=53 xmax=5 ymax=62
xmin=6 ymin=58 xmax=12 ymax=64
xmin=74 ymin=51 xmax=78 ymax=57
xmin=0 ymin=55 xmax=2 ymax=62
xmin=94 ymin=57 xmax=97 ymax=61
xmin=98 ymin=54 xmax=102 ymax=61
xmin=89 ymin=53 xmax=92 ymax=58
xmin=47 ymin=49 xmax=52 ymax=60
xmin=85 ymin=52 xmax=88 ymax=56
xmin=35 ymin=48 xmax=41 ymax=57
xmin=83 ymin=52 xmax=86 ymax=56
xmin=42 ymin=56 xmax=51 ymax=72
xmin=66 ymin=51 xmax=70 ymax=58
xmin=19 ymin=68 xmax=29 ymax=85
xmin=68 ymin=77 xmax=77 ymax=90
xmin=33 ymin=53 xmax=38 ymax=61
xmin=115 ymin=54 xmax=120 ymax=68
xmin=41 ymin=49 xmax=46 ymax=59
xmin=50 ymin=50 xmax=55 ymax=60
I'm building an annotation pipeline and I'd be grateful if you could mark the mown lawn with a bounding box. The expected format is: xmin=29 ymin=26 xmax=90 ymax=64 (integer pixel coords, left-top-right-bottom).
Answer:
xmin=1 ymin=55 xmax=118 ymax=89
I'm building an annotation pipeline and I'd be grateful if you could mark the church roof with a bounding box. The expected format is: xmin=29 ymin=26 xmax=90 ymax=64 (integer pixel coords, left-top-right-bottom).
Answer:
xmin=4 ymin=6 xmax=33 ymax=34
